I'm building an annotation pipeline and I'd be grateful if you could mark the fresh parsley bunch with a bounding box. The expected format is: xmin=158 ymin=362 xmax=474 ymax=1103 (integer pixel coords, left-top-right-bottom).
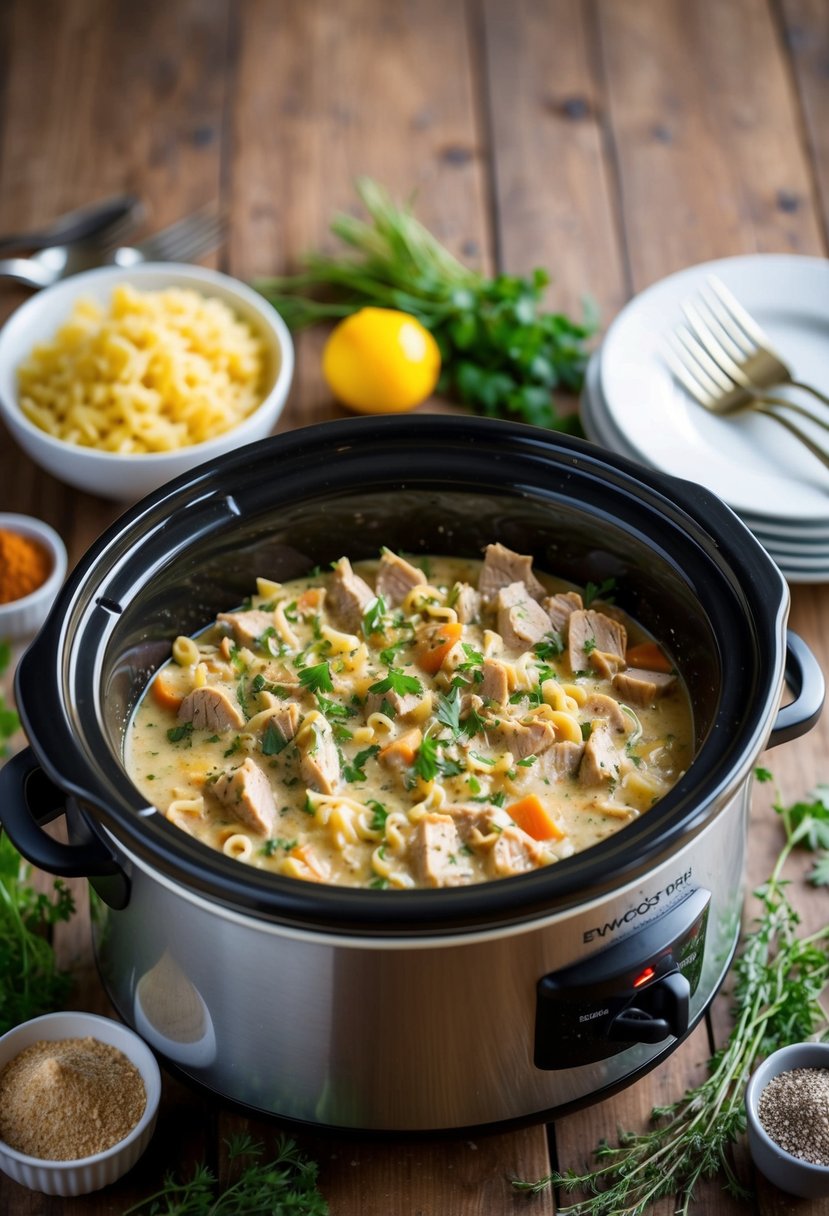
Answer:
xmin=513 ymin=770 xmax=829 ymax=1215
xmin=255 ymin=178 xmax=596 ymax=431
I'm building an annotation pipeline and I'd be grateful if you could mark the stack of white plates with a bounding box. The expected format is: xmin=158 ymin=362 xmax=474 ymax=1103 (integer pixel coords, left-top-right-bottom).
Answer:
xmin=581 ymin=254 xmax=829 ymax=584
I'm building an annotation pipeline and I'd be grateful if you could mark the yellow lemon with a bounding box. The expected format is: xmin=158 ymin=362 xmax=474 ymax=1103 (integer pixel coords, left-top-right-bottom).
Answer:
xmin=322 ymin=307 xmax=441 ymax=414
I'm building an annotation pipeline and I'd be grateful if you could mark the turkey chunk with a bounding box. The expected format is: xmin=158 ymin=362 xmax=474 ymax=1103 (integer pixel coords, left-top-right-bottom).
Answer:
xmin=296 ymin=713 xmax=341 ymax=794
xmin=568 ymin=609 xmax=627 ymax=676
xmin=178 ymin=686 xmax=245 ymax=732
xmin=452 ymin=582 xmax=482 ymax=624
xmin=479 ymin=658 xmax=510 ymax=705
xmin=613 ymin=668 xmax=677 ymax=707
xmin=543 ymin=591 xmax=583 ymax=633
xmin=484 ymin=716 xmax=556 ymax=760
xmin=579 ymin=721 xmax=623 ymax=786
xmin=488 ymin=825 xmax=546 ymax=878
xmin=408 ymin=813 xmax=473 ymax=887
xmin=376 ymin=549 xmax=427 ymax=606
xmin=580 ymin=693 xmax=630 ymax=736
xmin=365 ymin=687 xmax=431 ymax=720
xmin=479 ymin=542 xmax=546 ymax=604
xmin=328 ymin=557 xmax=374 ymax=632
xmin=213 ymin=758 xmax=277 ymax=836
xmin=534 ymin=740 xmax=585 ymax=781
xmin=496 ymin=582 xmax=552 ymax=651
xmin=216 ymin=609 xmax=274 ymax=649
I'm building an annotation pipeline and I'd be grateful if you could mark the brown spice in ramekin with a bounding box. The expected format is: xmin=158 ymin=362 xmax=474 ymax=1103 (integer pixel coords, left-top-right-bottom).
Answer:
xmin=0 ymin=1036 xmax=146 ymax=1160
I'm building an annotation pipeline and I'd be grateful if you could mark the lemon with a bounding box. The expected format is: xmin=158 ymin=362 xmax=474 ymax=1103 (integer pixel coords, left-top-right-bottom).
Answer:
xmin=322 ymin=307 xmax=441 ymax=414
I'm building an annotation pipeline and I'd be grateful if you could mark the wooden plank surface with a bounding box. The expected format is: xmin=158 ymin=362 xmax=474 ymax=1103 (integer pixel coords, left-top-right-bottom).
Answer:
xmin=0 ymin=1 xmax=828 ymax=1213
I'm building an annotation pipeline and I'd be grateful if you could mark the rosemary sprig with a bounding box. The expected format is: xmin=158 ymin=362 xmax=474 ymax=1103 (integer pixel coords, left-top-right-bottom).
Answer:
xmin=512 ymin=773 xmax=829 ymax=1215
xmin=255 ymin=178 xmax=596 ymax=431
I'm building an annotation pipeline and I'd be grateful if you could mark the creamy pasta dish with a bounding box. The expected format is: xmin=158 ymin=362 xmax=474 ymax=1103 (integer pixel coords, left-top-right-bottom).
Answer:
xmin=125 ymin=544 xmax=693 ymax=889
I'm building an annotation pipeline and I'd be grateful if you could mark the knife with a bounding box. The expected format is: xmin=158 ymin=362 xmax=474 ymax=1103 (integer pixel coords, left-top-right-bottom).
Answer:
xmin=0 ymin=195 xmax=144 ymax=256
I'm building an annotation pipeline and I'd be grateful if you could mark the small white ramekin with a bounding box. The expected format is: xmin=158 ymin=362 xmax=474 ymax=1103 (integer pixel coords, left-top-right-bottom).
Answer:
xmin=0 ymin=513 xmax=68 ymax=640
xmin=0 ymin=1011 xmax=161 ymax=1196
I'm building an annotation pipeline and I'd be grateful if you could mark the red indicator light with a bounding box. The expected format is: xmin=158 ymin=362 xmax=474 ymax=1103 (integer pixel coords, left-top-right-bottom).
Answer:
xmin=633 ymin=966 xmax=656 ymax=988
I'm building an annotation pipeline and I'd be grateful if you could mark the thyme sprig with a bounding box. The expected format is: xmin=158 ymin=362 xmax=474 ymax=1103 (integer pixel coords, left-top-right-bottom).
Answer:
xmin=512 ymin=773 xmax=829 ymax=1215
xmin=123 ymin=1132 xmax=328 ymax=1215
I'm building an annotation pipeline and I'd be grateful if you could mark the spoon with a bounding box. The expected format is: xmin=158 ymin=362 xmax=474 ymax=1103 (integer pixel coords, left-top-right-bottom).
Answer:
xmin=0 ymin=195 xmax=144 ymax=256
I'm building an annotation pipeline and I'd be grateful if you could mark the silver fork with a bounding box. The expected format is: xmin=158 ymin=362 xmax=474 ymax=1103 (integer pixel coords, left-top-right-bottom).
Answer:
xmin=0 ymin=208 xmax=224 ymax=290
xmin=663 ymin=309 xmax=829 ymax=472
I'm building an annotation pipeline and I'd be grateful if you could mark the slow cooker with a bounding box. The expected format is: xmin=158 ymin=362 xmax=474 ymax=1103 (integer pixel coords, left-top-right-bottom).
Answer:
xmin=1 ymin=417 xmax=823 ymax=1132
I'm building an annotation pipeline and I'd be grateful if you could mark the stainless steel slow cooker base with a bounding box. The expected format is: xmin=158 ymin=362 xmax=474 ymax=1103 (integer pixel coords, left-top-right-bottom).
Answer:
xmin=91 ymin=783 xmax=748 ymax=1131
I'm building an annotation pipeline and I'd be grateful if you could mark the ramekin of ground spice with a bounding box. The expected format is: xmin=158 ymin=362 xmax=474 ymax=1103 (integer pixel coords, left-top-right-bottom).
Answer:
xmin=0 ymin=512 xmax=66 ymax=639
xmin=0 ymin=1011 xmax=161 ymax=1197
xmin=746 ymin=1041 xmax=829 ymax=1199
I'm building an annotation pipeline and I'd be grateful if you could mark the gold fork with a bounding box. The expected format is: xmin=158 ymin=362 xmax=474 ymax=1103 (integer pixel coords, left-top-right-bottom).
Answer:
xmin=699 ymin=275 xmax=829 ymax=408
xmin=663 ymin=300 xmax=829 ymax=471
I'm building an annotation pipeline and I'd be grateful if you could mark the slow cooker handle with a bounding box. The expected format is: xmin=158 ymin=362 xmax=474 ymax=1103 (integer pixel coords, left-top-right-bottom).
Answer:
xmin=767 ymin=631 xmax=825 ymax=749
xmin=0 ymin=747 xmax=122 ymax=877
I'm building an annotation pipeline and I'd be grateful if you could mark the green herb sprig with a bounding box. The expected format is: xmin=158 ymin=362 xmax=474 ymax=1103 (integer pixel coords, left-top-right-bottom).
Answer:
xmin=255 ymin=178 xmax=596 ymax=431
xmin=123 ymin=1132 xmax=328 ymax=1215
xmin=0 ymin=833 xmax=75 ymax=1034
xmin=512 ymin=771 xmax=829 ymax=1215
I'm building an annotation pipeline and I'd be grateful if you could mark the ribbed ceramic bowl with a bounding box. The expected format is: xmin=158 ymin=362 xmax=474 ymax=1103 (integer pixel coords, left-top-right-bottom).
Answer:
xmin=746 ymin=1042 xmax=829 ymax=1198
xmin=0 ymin=513 xmax=68 ymax=640
xmin=0 ymin=1011 xmax=161 ymax=1196
xmin=0 ymin=263 xmax=294 ymax=502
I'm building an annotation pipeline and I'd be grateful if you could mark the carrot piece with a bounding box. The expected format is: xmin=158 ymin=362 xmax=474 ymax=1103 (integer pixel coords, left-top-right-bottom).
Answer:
xmin=298 ymin=588 xmax=324 ymax=612
xmin=507 ymin=794 xmax=565 ymax=841
xmin=625 ymin=641 xmax=673 ymax=674
xmin=151 ymin=671 xmax=183 ymax=713
xmin=378 ymin=728 xmax=423 ymax=767
xmin=416 ymin=622 xmax=463 ymax=674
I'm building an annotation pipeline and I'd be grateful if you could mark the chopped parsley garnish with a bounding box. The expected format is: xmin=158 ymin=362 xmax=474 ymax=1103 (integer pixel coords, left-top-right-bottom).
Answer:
xmin=362 ymin=594 xmax=387 ymax=636
xmin=414 ymin=736 xmax=440 ymax=782
xmin=343 ymin=745 xmax=381 ymax=783
xmin=298 ymin=661 xmax=334 ymax=694
xmin=517 ymin=755 xmax=536 ymax=767
xmin=583 ymin=577 xmax=617 ymax=607
xmin=437 ymin=686 xmax=461 ymax=737
xmin=580 ymin=721 xmax=593 ymax=741
xmin=260 ymin=837 xmax=297 ymax=856
xmin=583 ymin=637 xmax=597 ymax=656
xmin=534 ymin=631 xmax=564 ymax=660
xmin=167 ymin=722 xmax=194 ymax=745
xmin=461 ymin=708 xmax=486 ymax=738
xmin=470 ymin=750 xmax=497 ymax=766
xmin=368 ymin=800 xmax=388 ymax=831
xmin=368 ymin=666 xmax=423 ymax=697
xmin=262 ymin=720 xmax=289 ymax=756
xmin=316 ymin=693 xmax=353 ymax=720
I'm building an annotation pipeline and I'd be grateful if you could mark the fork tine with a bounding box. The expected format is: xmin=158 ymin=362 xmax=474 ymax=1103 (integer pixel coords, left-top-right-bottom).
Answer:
xmin=672 ymin=324 xmax=735 ymax=393
xmin=663 ymin=332 xmax=722 ymax=403
xmin=706 ymin=275 xmax=778 ymax=353
xmin=135 ymin=209 xmax=223 ymax=262
xmin=682 ymin=300 xmax=751 ymax=386
xmin=689 ymin=291 xmax=747 ymax=364
xmin=159 ymin=216 xmax=224 ymax=263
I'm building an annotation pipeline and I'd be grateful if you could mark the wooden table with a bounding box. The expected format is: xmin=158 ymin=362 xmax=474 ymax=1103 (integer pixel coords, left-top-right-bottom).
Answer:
xmin=1 ymin=1 xmax=828 ymax=1212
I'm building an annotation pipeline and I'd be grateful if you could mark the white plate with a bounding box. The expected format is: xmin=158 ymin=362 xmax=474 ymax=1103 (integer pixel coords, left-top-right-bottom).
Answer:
xmin=599 ymin=255 xmax=829 ymax=523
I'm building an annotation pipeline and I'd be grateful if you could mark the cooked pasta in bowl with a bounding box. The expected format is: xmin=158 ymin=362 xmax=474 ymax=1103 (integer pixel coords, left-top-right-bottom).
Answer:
xmin=126 ymin=545 xmax=693 ymax=889
xmin=0 ymin=264 xmax=293 ymax=501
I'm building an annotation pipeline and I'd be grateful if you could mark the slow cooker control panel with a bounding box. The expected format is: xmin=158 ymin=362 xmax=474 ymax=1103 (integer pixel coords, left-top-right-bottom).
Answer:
xmin=534 ymin=887 xmax=710 ymax=1069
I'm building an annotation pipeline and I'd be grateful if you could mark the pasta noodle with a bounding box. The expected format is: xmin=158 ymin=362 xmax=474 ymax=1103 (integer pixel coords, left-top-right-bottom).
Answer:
xmin=17 ymin=284 xmax=265 ymax=453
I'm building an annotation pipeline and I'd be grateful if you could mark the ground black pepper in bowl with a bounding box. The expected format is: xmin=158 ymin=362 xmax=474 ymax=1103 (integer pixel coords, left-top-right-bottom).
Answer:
xmin=758 ymin=1066 xmax=829 ymax=1166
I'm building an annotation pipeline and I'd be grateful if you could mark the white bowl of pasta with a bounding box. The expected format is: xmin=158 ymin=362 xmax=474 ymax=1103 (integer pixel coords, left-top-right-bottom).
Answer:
xmin=0 ymin=263 xmax=294 ymax=501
